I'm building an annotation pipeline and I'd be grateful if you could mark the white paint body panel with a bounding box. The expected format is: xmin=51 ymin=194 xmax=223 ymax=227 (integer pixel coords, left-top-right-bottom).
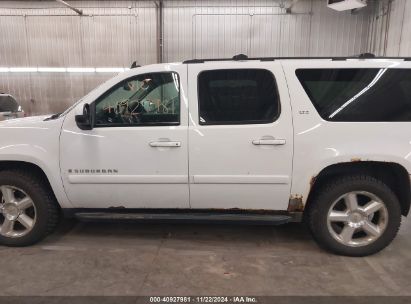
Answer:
xmin=60 ymin=64 xmax=190 ymax=208
xmin=0 ymin=59 xmax=411 ymax=211
xmin=187 ymin=61 xmax=293 ymax=210
xmin=0 ymin=115 xmax=73 ymax=208
xmin=281 ymin=59 xmax=411 ymax=205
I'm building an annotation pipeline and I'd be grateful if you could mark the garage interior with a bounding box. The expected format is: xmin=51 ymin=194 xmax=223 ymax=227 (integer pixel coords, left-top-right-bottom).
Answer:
xmin=0 ymin=0 xmax=411 ymax=298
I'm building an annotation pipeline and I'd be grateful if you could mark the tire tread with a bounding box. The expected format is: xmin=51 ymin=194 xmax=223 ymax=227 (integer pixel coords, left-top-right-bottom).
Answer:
xmin=307 ymin=174 xmax=401 ymax=256
xmin=0 ymin=169 xmax=60 ymax=246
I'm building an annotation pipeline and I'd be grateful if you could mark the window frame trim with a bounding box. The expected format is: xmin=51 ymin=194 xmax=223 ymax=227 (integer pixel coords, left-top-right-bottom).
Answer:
xmin=196 ymin=68 xmax=282 ymax=126
xmin=93 ymin=71 xmax=181 ymax=128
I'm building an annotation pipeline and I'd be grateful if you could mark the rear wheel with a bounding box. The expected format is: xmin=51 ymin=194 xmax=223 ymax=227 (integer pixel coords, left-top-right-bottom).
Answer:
xmin=307 ymin=175 xmax=401 ymax=256
xmin=0 ymin=170 xmax=59 ymax=246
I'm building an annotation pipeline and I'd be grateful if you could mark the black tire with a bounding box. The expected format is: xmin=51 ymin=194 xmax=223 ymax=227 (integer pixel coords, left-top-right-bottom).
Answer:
xmin=307 ymin=175 xmax=401 ymax=257
xmin=0 ymin=170 xmax=60 ymax=246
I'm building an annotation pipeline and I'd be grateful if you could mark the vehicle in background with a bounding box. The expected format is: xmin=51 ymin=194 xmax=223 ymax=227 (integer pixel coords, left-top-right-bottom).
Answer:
xmin=0 ymin=93 xmax=24 ymax=121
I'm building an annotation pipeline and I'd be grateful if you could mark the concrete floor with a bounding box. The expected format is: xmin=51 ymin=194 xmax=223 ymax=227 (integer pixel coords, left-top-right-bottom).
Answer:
xmin=0 ymin=217 xmax=410 ymax=296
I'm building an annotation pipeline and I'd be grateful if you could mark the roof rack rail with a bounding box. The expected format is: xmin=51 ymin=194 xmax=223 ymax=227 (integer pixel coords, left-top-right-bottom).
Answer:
xmin=183 ymin=53 xmax=411 ymax=64
xmin=130 ymin=61 xmax=141 ymax=69
xmin=232 ymin=54 xmax=248 ymax=60
xmin=358 ymin=53 xmax=376 ymax=59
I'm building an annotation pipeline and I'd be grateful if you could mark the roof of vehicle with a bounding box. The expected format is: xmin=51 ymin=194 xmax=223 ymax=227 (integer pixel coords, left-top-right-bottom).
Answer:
xmin=182 ymin=53 xmax=411 ymax=64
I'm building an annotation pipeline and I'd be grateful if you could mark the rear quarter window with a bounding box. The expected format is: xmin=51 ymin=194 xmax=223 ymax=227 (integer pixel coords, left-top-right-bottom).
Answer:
xmin=296 ymin=68 xmax=411 ymax=122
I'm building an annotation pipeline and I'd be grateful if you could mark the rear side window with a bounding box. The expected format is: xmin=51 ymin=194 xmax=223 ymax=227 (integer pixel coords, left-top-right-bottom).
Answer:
xmin=198 ymin=69 xmax=280 ymax=125
xmin=296 ymin=68 xmax=411 ymax=122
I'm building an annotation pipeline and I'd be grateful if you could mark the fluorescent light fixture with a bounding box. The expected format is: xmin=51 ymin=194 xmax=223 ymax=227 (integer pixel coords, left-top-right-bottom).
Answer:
xmin=67 ymin=67 xmax=96 ymax=73
xmin=95 ymin=67 xmax=126 ymax=73
xmin=0 ymin=66 xmax=128 ymax=73
xmin=9 ymin=67 xmax=37 ymax=72
xmin=38 ymin=67 xmax=67 ymax=73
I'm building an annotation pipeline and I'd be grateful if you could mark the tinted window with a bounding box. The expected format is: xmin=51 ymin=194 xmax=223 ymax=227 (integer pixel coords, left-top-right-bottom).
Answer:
xmin=95 ymin=72 xmax=180 ymax=127
xmin=0 ymin=95 xmax=18 ymax=112
xmin=296 ymin=68 xmax=411 ymax=122
xmin=198 ymin=69 xmax=280 ymax=125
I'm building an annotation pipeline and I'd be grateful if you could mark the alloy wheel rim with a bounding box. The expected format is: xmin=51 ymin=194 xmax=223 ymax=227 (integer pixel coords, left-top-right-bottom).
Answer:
xmin=0 ymin=185 xmax=36 ymax=238
xmin=327 ymin=191 xmax=388 ymax=247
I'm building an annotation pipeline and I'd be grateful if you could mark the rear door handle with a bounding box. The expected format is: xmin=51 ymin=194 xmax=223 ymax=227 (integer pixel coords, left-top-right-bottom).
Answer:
xmin=252 ymin=139 xmax=286 ymax=145
xmin=149 ymin=141 xmax=181 ymax=147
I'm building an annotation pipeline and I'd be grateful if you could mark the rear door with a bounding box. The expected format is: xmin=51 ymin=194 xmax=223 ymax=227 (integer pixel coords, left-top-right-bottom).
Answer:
xmin=187 ymin=61 xmax=294 ymax=210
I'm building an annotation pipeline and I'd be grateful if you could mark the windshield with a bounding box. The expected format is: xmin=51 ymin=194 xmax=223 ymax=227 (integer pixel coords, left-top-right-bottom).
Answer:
xmin=0 ymin=95 xmax=19 ymax=112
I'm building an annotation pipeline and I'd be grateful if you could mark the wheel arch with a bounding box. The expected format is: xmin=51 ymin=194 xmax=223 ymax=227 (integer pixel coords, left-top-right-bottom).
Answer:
xmin=305 ymin=161 xmax=411 ymax=217
xmin=0 ymin=161 xmax=59 ymax=206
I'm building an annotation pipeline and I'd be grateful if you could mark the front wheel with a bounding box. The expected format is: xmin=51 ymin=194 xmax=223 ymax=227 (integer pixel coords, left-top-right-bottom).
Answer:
xmin=307 ymin=175 xmax=402 ymax=256
xmin=0 ymin=170 xmax=59 ymax=246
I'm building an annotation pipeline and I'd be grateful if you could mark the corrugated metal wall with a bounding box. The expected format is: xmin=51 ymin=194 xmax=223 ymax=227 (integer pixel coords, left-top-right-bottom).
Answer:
xmin=370 ymin=0 xmax=411 ymax=56
xmin=0 ymin=0 xmax=403 ymax=115
xmin=163 ymin=0 xmax=373 ymax=61
xmin=0 ymin=1 xmax=157 ymax=114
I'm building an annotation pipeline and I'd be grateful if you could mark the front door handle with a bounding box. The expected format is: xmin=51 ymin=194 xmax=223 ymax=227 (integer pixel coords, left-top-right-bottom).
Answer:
xmin=149 ymin=141 xmax=181 ymax=147
xmin=252 ymin=139 xmax=286 ymax=146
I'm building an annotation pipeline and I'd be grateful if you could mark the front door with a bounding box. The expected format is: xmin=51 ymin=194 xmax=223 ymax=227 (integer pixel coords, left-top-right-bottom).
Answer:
xmin=188 ymin=62 xmax=293 ymax=210
xmin=60 ymin=67 xmax=189 ymax=209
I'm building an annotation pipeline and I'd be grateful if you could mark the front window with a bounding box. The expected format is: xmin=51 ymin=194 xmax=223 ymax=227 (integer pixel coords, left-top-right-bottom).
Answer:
xmin=95 ymin=72 xmax=180 ymax=127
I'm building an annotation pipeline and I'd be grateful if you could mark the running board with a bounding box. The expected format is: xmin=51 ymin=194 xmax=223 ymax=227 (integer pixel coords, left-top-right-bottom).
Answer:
xmin=74 ymin=212 xmax=293 ymax=225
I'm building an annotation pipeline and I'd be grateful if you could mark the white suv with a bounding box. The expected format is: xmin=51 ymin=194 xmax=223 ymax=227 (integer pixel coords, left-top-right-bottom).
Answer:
xmin=0 ymin=55 xmax=410 ymax=256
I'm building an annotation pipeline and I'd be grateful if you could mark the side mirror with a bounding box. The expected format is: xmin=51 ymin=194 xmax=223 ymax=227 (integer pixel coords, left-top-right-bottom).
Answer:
xmin=75 ymin=103 xmax=95 ymax=130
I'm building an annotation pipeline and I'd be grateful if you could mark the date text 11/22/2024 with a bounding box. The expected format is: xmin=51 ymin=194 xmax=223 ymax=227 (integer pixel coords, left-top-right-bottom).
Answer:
xmin=149 ymin=296 xmax=258 ymax=303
